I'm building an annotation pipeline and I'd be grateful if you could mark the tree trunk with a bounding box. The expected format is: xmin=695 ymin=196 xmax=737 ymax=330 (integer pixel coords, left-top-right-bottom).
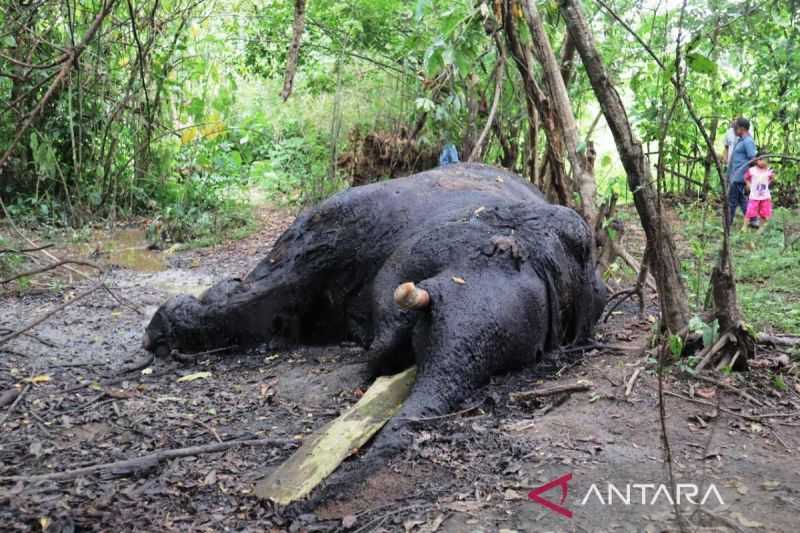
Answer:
xmin=559 ymin=34 xmax=576 ymax=86
xmin=559 ymin=0 xmax=690 ymax=333
xmin=469 ymin=51 xmax=505 ymax=162
xmin=281 ymin=0 xmax=307 ymax=101
xmin=502 ymin=1 xmax=572 ymax=206
xmin=521 ymin=0 xmax=597 ymax=226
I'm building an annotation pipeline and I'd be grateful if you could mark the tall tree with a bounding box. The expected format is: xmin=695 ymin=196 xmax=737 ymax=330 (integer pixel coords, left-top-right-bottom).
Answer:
xmin=281 ymin=0 xmax=307 ymax=101
xmin=559 ymin=0 xmax=690 ymax=333
xmin=521 ymin=0 xmax=597 ymax=225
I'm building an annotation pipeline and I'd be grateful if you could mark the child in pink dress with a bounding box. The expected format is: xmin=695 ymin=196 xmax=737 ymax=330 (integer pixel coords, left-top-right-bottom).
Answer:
xmin=743 ymin=154 xmax=775 ymax=233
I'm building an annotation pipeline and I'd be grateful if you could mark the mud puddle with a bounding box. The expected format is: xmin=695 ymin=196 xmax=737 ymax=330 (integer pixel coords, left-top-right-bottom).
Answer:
xmin=70 ymin=227 xmax=166 ymax=272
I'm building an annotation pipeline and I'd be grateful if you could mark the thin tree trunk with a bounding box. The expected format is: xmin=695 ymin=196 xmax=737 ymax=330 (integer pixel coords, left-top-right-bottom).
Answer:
xmin=502 ymin=1 xmax=571 ymax=205
xmin=281 ymin=0 xmax=307 ymax=101
xmin=560 ymin=0 xmax=690 ymax=333
xmin=469 ymin=49 xmax=506 ymax=162
xmin=521 ymin=0 xmax=597 ymax=225
xmin=559 ymin=34 xmax=576 ymax=86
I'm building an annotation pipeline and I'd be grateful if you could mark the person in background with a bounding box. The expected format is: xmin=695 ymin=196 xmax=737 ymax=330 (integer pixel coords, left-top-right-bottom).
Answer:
xmin=743 ymin=152 xmax=775 ymax=233
xmin=727 ymin=117 xmax=757 ymax=225
xmin=438 ymin=143 xmax=460 ymax=166
xmin=722 ymin=116 xmax=738 ymax=167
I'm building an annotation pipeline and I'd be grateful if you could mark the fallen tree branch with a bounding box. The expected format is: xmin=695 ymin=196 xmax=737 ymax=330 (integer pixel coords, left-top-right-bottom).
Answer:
xmin=0 ymin=244 xmax=54 ymax=255
xmin=692 ymin=374 xmax=765 ymax=407
xmin=0 ymin=327 xmax=57 ymax=348
xmin=694 ymin=332 xmax=733 ymax=372
xmin=510 ymin=382 xmax=590 ymax=402
xmin=405 ymin=400 xmax=486 ymax=423
xmin=0 ymin=438 xmax=296 ymax=483
xmin=0 ymin=384 xmax=30 ymax=427
xmin=1 ymin=259 xmax=102 ymax=284
xmin=664 ymin=391 xmax=800 ymax=422
xmin=170 ymin=345 xmax=239 ymax=364
xmin=757 ymin=333 xmax=800 ymax=348
xmin=0 ymin=281 xmax=104 ymax=348
xmin=625 ymin=366 xmax=643 ymax=398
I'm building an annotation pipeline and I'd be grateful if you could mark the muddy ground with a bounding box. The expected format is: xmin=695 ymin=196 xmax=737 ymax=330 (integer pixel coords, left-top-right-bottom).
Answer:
xmin=1 ymin=206 xmax=799 ymax=532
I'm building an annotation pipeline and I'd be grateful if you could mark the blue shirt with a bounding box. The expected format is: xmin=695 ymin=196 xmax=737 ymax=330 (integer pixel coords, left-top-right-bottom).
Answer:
xmin=728 ymin=134 xmax=756 ymax=183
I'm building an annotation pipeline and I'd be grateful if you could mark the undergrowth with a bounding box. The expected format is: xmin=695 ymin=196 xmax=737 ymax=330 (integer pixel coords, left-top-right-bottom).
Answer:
xmin=677 ymin=203 xmax=800 ymax=334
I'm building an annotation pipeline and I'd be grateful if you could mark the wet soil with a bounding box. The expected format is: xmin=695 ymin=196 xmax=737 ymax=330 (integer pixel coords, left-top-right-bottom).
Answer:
xmin=1 ymin=206 xmax=799 ymax=532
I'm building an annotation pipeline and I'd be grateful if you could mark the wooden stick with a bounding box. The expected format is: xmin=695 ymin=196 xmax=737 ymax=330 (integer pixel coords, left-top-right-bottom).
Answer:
xmin=694 ymin=332 xmax=732 ymax=372
xmin=664 ymin=391 xmax=800 ymax=422
xmin=625 ymin=367 xmax=643 ymax=398
xmin=405 ymin=400 xmax=485 ymax=423
xmin=1 ymin=259 xmax=102 ymax=284
xmin=758 ymin=333 xmax=800 ymax=347
xmin=0 ymin=384 xmax=30 ymax=427
xmin=510 ymin=382 xmax=590 ymax=402
xmin=0 ymin=282 xmax=104 ymax=348
xmin=0 ymin=244 xmax=54 ymax=255
xmin=692 ymin=374 xmax=764 ymax=407
xmin=0 ymin=438 xmax=295 ymax=483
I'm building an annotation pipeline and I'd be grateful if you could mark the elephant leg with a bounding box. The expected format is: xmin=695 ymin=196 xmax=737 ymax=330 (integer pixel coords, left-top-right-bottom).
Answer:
xmin=365 ymin=267 xmax=551 ymax=458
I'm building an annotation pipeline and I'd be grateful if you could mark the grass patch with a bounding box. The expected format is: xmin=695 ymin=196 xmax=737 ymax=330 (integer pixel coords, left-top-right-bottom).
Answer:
xmin=677 ymin=204 xmax=800 ymax=334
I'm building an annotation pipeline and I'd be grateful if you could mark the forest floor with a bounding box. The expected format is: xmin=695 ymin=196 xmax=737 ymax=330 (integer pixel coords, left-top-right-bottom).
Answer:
xmin=1 ymin=202 xmax=799 ymax=533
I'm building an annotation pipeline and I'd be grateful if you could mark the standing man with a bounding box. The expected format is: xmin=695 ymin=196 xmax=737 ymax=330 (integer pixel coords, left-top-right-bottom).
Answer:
xmin=727 ymin=117 xmax=757 ymax=225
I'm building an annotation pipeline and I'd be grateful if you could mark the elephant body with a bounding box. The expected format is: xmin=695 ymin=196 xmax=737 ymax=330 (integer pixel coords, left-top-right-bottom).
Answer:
xmin=143 ymin=162 xmax=606 ymax=453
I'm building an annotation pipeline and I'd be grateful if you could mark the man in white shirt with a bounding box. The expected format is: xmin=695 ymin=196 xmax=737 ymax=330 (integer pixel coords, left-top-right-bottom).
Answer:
xmin=722 ymin=117 xmax=737 ymax=167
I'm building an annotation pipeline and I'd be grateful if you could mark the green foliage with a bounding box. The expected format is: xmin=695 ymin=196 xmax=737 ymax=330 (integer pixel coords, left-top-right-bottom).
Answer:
xmin=0 ymin=239 xmax=25 ymax=281
xmin=686 ymin=53 xmax=717 ymax=75
xmin=688 ymin=315 xmax=719 ymax=350
xmin=679 ymin=205 xmax=800 ymax=334
xmin=772 ymin=374 xmax=787 ymax=392
xmin=668 ymin=334 xmax=684 ymax=360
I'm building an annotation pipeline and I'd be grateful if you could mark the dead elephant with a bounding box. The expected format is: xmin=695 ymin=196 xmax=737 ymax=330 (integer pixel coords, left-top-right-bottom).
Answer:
xmin=143 ymin=162 xmax=606 ymax=455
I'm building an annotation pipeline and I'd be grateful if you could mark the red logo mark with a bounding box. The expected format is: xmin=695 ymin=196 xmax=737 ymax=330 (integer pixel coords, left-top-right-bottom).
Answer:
xmin=528 ymin=472 xmax=573 ymax=518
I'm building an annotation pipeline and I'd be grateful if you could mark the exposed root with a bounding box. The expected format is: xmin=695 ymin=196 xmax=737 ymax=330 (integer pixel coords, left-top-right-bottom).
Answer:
xmin=337 ymin=126 xmax=438 ymax=186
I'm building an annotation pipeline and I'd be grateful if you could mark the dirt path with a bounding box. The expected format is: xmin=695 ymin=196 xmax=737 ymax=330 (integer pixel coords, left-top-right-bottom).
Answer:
xmin=1 ymin=207 xmax=799 ymax=532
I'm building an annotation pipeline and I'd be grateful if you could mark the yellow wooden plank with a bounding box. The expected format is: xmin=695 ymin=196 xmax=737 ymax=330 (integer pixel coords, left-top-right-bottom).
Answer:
xmin=254 ymin=366 xmax=417 ymax=505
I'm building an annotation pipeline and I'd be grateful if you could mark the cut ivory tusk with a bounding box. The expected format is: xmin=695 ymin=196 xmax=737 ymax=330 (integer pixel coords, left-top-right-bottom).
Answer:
xmin=394 ymin=282 xmax=430 ymax=310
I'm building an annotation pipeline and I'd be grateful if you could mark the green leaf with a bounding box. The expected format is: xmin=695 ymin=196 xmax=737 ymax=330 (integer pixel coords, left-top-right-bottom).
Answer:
xmin=686 ymin=53 xmax=717 ymax=75
xmin=442 ymin=46 xmax=455 ymax=66
xmin=187 ymin=97 xmax=205 ymax=121
xmin=415 ymin=97 xmax=435 ymax=112
xmin=414 ymin=0 xmax=431 ymax=20
xmin=424 ymin=47 xmax=443 ymax=77
xmin=453 ymin=50 xmax=470 ymax=76
xmin=668 ymin=334 xmax=684 ymax=359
